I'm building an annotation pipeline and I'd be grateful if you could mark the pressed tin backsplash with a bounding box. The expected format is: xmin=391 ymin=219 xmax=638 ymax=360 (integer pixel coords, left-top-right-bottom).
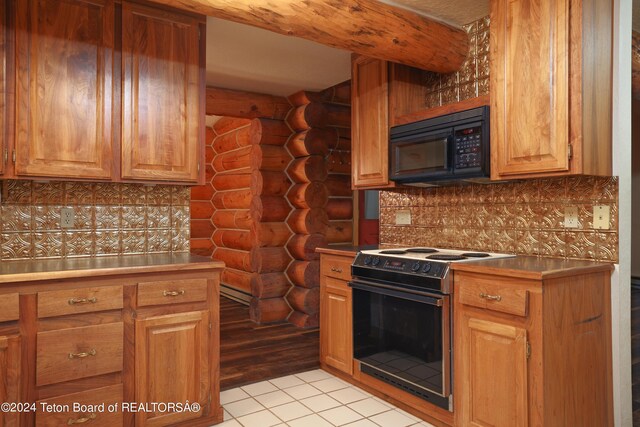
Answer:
xmin=0 ymin=180 xmax=190 ymax=260
xmin=379 ymin=176 xmax=619 ymax=262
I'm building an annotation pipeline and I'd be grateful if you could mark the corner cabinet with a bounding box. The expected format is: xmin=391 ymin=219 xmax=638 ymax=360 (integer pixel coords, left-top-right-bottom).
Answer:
xmin=351 ymin=55 xmax=395 ymax=189
xmin=490 ymin=0 xmax=613 ymax=179
xmin=121 ymin=3 xmax=202 ymax=183
xmin=319 ymin=253 xmax=353 ymax=375
xmin=454 ymin=267 xmax=614 ymax=426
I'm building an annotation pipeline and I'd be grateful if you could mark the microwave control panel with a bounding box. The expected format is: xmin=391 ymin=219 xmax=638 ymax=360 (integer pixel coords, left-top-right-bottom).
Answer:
xmin=454 ymin=126 xmax=482 ymax=169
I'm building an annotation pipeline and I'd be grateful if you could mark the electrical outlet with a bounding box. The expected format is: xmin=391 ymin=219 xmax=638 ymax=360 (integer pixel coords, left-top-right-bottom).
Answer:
xmin=593 ymin=205 xmax=610 ymax=230
xmin=60 ymin=207 xmax=75 ymax=229
xmin=564 ymin=206 xmax=579 ymax=228
xmin=395 ymin=210 xmax=411 ymax=225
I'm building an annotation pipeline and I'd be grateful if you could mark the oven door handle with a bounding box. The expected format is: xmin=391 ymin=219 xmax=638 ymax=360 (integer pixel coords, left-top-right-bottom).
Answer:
xmin=348 ymin=280 xmax=443 ymax=307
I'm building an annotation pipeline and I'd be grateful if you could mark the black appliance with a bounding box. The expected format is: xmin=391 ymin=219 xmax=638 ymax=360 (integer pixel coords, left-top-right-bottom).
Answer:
xmin=389 ymin=106 xmax=490 ymax=185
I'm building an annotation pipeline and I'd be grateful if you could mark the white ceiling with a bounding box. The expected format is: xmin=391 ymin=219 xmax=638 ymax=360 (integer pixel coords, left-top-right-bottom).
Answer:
xmin=205 ymin=1 xmax=490 ymax=97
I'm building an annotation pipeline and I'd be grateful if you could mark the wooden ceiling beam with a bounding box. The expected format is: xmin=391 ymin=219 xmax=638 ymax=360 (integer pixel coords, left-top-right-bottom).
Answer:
xmin=633 ymin=31 xmax=640 ymax=100
xmin=149 ymin=0 xmax=469 ymax=73
xmin=206 ymin=86 xmax=291 ymax=119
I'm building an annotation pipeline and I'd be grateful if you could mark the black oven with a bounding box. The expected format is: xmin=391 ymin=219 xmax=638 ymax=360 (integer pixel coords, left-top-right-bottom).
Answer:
xmin=349 ymin=278 xmax=452 ymax=411
xmin=389 ymin=106 xmax=489 ymax=184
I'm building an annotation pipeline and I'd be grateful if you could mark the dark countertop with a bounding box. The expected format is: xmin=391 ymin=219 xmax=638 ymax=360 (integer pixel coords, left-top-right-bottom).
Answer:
xmin=0 ymin=253 xmax=225 ymax=284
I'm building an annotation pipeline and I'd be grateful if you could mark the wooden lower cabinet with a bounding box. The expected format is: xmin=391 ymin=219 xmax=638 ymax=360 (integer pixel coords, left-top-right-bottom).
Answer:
xmin=134 ymin=311 xmax=210 ymax=427
xmin=454 ymin=269 xmax=613 ymax=427
xmin=0 ymin=334 xmax=20 ymax=427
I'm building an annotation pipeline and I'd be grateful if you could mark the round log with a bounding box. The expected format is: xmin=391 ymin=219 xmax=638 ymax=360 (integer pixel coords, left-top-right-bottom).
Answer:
xmin=326 ymin=220 xmax=353 ymax=243
xmin=220 ymin=268 xmax=252 ymax=294
xmin=191 ymin=184 xmax=214 ymax=201
xmin=331 ymin=135 xmax=351 ymax=151
xmin=326 ymin=198 xmax=353 ymax=220
xmin=287 ymin=182 xmax=329 ymax=209
xmin=287 ymin=209 xmax=329 ymax=235
xmin=250 ymin=118 xmax=292 ymax=146
xmin=250 ymin=297 xmax=291 ymax=324
xmin=190 ymin=239 xmax=214 ymax=257
xmin=213 ymin=229 xmax=252 ymax=251
xmin=212 ymin=209 xmax=252 ymax=230
xmin=287 ymin=90 xmax=322 ymax=107
xmin=212 ymin=189 xmax=252 ymax=209
xmin=286 ymin=287 xmax=319 ymax=315
xmin=286 ymin=103 xmax=327 ymax=131
xmin=213 ymin=117 xmax=251 ymax=135
xmin=325 ymin=174 xmax=352 ymax=197
xmin=324 ymin=103 xmax=351 ymax=128
xmin=286 ymin=129 xmax=331 ymax=158
xmin=320 ymin=81 xmax=351 ymax=105
xmin=250 ymin=247 xmax=292 ymax=273
xmin=286 ymin=234 xmax=327 ymax=261
xmin=288 ymin=156 xmax=328 ymax=183
xmin=251 ymin=222 xmax=292 ymax=247
xmin=213 ymin=127 xmax=249 ymax=153
xmin=286 ymin=260 xmax=320 ymax=288
xmin=250 ymin=196 xmax=291 ymax=222
xmin=250 ymin=272 xmax=291 ymax=298
xmin=212 ymin=146 xmax=252 ymax=172
xmin=251 ymin=145 xmax=292 ymax=171
xmin=191 ymin=219 xmax=215 ymax=239
xmin=211 ymin=170 xmax=251 ymax=191
xmin=213 ymin=248 xmax=252 ymax=271
xmin=288 ymin=310 xmax=319 ymax=328
xmin=250 ymin=170 xmax=291 ymax=197
xmin=326 ymin=151 xmax=351 ymax=174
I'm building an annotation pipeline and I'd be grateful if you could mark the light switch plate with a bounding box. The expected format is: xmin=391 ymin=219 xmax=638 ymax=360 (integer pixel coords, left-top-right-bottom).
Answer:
xmin=593 ymin=205 xmax=610 ymax=230
xmin=395 ymin=210 xmax=411 ymax=225
xmin=60 ymin=207 xmax=75 ymax=229
xmin=564 ymin=206 xmax=579 ymax=228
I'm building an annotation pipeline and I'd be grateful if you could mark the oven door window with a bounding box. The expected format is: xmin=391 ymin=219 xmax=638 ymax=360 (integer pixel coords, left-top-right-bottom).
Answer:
xmin=391 ymin=131 xmax=451 ymax=177
xmin=353 ymin=288 xmax=447 ymax=397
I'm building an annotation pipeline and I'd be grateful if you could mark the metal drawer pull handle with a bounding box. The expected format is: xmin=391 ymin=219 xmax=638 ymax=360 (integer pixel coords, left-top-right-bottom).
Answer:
xmin=68 ymin=297 xmax=97 ymax=305
xmin=331 ymin=267 xmax=343 ymax=273
xmin=67 ymin=413 xmax=97 ymax=425
xmin=68 ymin=349 xmax=97 ymax=359
xmin=480 ymin=293 xmax=502 ymax=302
xmin=163 ymin=290 xmax=185 ymax=297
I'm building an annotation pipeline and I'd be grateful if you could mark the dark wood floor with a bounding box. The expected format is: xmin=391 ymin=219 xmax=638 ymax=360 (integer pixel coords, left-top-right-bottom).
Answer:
xmin=632 ymin=287 xmax=640 ymax=425
xmin=220 ymin=296 xmax=320 ymax=390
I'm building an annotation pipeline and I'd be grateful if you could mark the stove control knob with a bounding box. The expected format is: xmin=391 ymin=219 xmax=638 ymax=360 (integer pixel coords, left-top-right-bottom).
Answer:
xmin=372 ymin=257 xmax=381 ymax=266
xmin=422 ymin=263 xmax=432 ymax=273
xmin=363 ymin=256 xmax=373 ymax=265
xmin=411 ymin=262 xmax=421 ymax=272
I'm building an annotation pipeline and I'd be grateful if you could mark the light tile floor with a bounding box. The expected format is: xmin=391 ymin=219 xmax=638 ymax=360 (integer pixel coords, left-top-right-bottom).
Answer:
xmin=217 ymin=369 xmax=436 ymax=427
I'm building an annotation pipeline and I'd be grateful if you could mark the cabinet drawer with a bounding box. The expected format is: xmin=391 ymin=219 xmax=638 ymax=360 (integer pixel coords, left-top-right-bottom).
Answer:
xmin=36 ymin=384 xmax=123 ymax=427
xmin=0 ymin=293 xmax=19 ymax=322
xmin=36 ymin=323 xmax=123 ymax=386
xmin=38 ymin=286 xmax=123 ymax=318
xmin=321 ymin=255 xmax=352 ymax=281
xmin=137 ymin=279 xmax=208 ymax=307
xmin=459 ymin=281 xmax=529 ymax=317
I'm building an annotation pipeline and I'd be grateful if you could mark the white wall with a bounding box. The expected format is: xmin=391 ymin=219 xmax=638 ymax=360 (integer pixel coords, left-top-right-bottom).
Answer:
xmin=613 ymin=0 xmax=633 ymax=424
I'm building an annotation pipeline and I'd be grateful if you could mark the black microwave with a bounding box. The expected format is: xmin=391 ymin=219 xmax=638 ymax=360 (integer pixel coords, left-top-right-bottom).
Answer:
xmin=389 ymin=106 xmax=490 ymax=185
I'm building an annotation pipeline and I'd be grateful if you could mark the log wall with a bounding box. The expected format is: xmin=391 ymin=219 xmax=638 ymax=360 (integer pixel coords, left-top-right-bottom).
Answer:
xmin=190 ymin=126 xmax=216 ymax=257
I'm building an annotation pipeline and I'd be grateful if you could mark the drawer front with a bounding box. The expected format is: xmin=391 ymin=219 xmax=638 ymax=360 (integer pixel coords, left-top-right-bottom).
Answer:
xmin=38 ymin=286 xmax=123 ymax=318
xmin=321 ymin=255 xmax=352 ymax=281
xmin=459 ymin=280 xmax=529 ymax=317
xmin=36 ymin=323 xmax=123 ymax=386
xmin=36 ymin=384 xmax=123 ymax=427
xmin=0 ymin=293 xmax=19 ymax=322
xmin=137 ymin=279 xmax=208 ymax=307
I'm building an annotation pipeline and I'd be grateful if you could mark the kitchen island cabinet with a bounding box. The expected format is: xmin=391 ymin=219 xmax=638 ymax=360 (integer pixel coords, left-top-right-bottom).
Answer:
xmin=0 ymin=254 xmax=223 ymax=427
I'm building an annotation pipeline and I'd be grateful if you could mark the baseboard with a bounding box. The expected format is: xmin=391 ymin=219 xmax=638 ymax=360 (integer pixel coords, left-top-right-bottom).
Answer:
xmin=221 ymin=284 xmax=251 ymax=305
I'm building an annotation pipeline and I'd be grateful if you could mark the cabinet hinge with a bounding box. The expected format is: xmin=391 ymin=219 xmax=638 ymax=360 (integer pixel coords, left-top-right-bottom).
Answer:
xmin=3 ymin=148 xmax=7 ymax=164
xmin=197 ymin=162 xmax=200 ymax=174
xmin=209 ymin=322 xmax=212 ymax=331
xmin=11 ymin=150 xmax=16 ymax=164
xmin=568 ymin=144 xmax=573 ymax=161
xmin=526 ymin=341 xmax=531 ymax=360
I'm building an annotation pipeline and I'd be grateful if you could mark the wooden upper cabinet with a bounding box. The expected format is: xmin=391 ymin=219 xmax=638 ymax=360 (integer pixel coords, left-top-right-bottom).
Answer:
xmin=490 ymin=0 xmax=613 ymax=179
xmin=15 ymin=0 xmax=115 ymax=180
xmin=351 ymin=55 xmax=394 ymax=189
xmin=121 ymin=3 xmax=202 ymax=183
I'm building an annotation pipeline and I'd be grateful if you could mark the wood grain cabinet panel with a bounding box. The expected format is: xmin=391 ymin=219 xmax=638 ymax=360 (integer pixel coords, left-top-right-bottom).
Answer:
xmin=135 ymin=310 xmax=210 ymax=427
xmin=0 ymin=334 xmax=20 ymax=427
xmin=121 ymin=2 xmax=201 ymax=183
xmin=15 ymin=0 xmax=115 ymax=180
xmin=37 ymin=286 xmax=123 ymax=318
xmin=0 ymin=293 xmax=19 ymax=322
xmin=0 ymin=0 xmax=6 ymax=176
xmin=137 ymin=278 xmax=208 ymax=307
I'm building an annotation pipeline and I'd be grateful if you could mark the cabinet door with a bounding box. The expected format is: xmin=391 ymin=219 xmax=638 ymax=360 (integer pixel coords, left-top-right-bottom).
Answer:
xmin=15 ymin=0 xmax=114 ymax=179
xmin=0 ymin=335 xmax=20 ymax=427
xmin=135 ymin=311 xmax=209 ymax=427
xmin=320 ymin=278 xmax=352 ymax=374
xmin=490 ymin=0 xmax=570 ymax=178
xmin=351 ymin=56 xmax=393 ymax=189
xmin=458 ymin=317 xmax=528 ymax=427
xmin=121 ymin=3 xmax=201 ymax=183
xmin=0 ymin=0 xmax=6 ymax=176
